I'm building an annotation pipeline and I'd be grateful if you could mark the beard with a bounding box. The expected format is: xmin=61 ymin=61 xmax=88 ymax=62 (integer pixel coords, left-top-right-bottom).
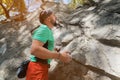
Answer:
xmin=53 ymin=21 xmax=57 ymax=26
xmin=50 ymin=19 xmax=57 ymax=26
xmin=51 ymin=20 xmax=63 ymax=28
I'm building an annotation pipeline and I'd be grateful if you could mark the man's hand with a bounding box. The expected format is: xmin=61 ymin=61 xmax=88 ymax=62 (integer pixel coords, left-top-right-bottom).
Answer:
xmin=59 ymin=51 xmax=72 ymax=63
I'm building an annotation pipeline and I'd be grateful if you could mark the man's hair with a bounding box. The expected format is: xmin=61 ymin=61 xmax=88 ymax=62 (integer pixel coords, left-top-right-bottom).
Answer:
xmin=31 ymin=10 xmax=53 ymax=34
xmin=39 ymin=9 xmax=53 ymax=24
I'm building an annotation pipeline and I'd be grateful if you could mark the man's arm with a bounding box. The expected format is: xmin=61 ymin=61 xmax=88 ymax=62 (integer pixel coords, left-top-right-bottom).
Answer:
xmin=31 ymin=40 xmax=72 ymax=63
xmin=31 ymin=40 xmax=58 ymax=59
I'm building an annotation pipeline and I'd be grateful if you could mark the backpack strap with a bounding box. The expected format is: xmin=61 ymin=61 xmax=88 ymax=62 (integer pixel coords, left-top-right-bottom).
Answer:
xmin=31 ymin=25 xmax=40 ymax=34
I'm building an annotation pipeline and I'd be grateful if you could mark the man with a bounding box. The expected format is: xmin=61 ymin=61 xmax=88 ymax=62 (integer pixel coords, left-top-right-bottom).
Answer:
xmin=26 ymin=10 xmax=72 ymax=80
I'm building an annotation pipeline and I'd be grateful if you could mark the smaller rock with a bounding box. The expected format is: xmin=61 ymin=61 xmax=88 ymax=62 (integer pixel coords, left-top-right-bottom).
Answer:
xmin=0 ymin=38 xmax=7 ymax=55
xmin=61 ymin=34 xmax=74 ymax=45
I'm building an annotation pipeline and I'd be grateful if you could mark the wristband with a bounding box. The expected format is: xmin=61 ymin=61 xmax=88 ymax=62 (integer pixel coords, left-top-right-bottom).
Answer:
xmin=58 ymin=52 xmax=61 ymax=59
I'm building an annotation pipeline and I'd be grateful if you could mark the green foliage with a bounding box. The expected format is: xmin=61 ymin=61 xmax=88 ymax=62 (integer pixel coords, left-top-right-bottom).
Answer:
xmin=68 ymin=0 xmax=90 ymax=9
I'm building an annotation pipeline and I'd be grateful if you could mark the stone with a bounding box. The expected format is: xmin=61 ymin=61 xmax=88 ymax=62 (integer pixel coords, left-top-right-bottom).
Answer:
xmin=0 ymin=38 xmax=6 ymax=50
xmin=0 ymin=43 xmax=7 ymax=56
xmin=1 ymin=0 xmax=120 ymax=80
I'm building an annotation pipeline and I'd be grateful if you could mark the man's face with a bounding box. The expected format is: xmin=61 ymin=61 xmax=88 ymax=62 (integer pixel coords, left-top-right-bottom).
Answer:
xmin=48 ymin=13 xmax=57 ymax=26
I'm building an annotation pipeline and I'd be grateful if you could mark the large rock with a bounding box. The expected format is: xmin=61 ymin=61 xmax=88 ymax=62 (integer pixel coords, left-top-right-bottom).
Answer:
xmin=49 ymin=0 xmax=120 ymax=80
xmin=0 ymin=10 xmax=40 ymax=80
xmin=0 ymin=0 xmax=120 ymax=80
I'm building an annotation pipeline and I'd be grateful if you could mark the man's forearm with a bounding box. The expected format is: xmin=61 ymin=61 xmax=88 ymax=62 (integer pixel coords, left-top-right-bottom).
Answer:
xmin=31 ymin=46 xmax=59 ymax=59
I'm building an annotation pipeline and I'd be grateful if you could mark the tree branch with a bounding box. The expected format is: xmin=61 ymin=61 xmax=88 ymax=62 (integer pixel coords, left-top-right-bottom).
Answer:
xmin=0 ymin=2 xmax=6 ymax=12
xmin=0 ymin=0 xmax=2 ymax=3
xmin=0 ymin=0 xmax=10 ymax=18
xmin=8 ymin=0 xmax=15 ymax=11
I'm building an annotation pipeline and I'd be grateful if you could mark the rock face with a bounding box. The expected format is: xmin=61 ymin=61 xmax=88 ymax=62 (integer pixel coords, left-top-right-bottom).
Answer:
xmin=49 ymin=0 xmax=120 ymax=80
xmin=0 ymin=0 xmax=120 ymax=80
xmin=0 ymin=11 xmax=40 ymax=80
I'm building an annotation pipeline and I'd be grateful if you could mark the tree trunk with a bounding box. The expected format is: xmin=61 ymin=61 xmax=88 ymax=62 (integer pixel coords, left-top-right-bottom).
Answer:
xmin=0 ymin=3 xmax=10 ymax=19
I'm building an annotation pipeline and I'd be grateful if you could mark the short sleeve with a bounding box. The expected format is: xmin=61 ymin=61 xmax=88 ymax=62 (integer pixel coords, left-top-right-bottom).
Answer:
xmin=32 ymin=26 xmax=49 ymax=43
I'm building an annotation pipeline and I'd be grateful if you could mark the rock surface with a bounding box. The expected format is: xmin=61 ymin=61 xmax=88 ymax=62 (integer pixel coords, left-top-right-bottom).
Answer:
xmin=0 ymin=0 xmax=120 ymax=80
xmin=49 ymin=0 xmax=120 ymax=80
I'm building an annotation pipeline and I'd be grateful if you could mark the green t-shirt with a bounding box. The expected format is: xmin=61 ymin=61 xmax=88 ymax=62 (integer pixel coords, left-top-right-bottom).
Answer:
xmin=31 ymin=24 xmax=54 ymax=64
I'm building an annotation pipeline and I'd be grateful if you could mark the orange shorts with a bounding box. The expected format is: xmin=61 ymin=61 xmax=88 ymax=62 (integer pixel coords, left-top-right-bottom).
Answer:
xmin=26 ymin=62 xmax=49 ymax=80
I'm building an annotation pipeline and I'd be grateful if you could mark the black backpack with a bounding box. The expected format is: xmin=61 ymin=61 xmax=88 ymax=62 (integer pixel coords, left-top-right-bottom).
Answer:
xmin=16 ymin=60 xmax=30 ymax=78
